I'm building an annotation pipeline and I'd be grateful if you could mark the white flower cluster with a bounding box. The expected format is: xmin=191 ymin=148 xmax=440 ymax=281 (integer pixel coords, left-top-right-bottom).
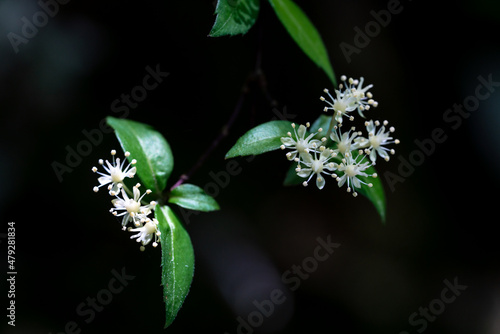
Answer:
xmin=92 ymin=150 xmax=160 ymax=250
xmin=280 ymin=76 xmax=399 ymax=196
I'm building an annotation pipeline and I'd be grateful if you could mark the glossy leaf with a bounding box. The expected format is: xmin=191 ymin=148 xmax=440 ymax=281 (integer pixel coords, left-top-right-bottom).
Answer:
xmin=355 ymin=164 xmax=386 ymax=223
xmin=310 ymin=114 xmax=335 ymax=139
xmin=225 ymin=120 xmax=292 ymax=158
xmin=169 ymin=184 xmax=220 ymax=212
xmin=209 ymin=0 xmax=260 ymax=37
xmin=268 ymin=0 xmax=336 ymax=86
xmin=107 ymin=117 xmax=173 ymax=195
xmin=156 ymin=205 xmax=195 ymax=328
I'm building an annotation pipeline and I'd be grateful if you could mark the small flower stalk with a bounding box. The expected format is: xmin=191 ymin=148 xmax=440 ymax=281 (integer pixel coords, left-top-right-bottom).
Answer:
xmin=92 ymin=150 xmax=160 ymax=250
xmin=280 ymin=75 xmax=399 ymax=196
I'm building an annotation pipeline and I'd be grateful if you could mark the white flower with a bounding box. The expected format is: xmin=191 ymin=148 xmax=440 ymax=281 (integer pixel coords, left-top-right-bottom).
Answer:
xmin=110 ymin=184 xmax=157 ymax=227
xmin=339 ymin=75 xmax=378 ymax=118
xmin=356 ymin=120 xmax=400 ymax=164
xmin=92 ymin=150 xmax=137 ymax=195
xmin=335 ymin=152 xmax=377 ymax=197
xmin=320 ymin=88 xmax=357 ymax=124
xmin=129 ymin=218 xmax=161 ymax=249
xmin=330 ymin=125 xmax=363 ymax=157
xmin=280 ymin=123 xmax=324 ymax=161
xmin=296 ymin=147 xmax=337 ymax=190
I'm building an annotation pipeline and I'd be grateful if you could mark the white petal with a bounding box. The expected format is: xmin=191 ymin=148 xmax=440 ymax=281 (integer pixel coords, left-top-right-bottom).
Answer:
xmin=110 ymin=183 xmax=121 ymax=194
xmin=376 ymin=149 xmax=388 ymax=162
xmin=297 ymin=125 xmax=307 ymax=139
xmin=337 ymin=175 xmax=347 ymax=187
xmin=127 ymin=166 xmax=137 ymax=177
xmin=301 ymin=152 xmax=314 ymax=164
xmin=281 ymin=137 xmax=296 ymax=146
xmin=287 ymin=150 xmax=298 ymax=161
xmin=324 ymin=163 xmax=336 ymax=171
xmin=104 ymin=160 xmax=114 ymax=172
xmin=330 ymin=131 xmax=340 ymax=142
xmin=352 ymin=177 xmax=361 ymax=189
xmin=366 ymin=120 xmax=375 ymax=134
xmin=305 ymin=132 xmax=317 ymax=142
xmin=121 ymin=215 xmax=130 ymax=226
xmin=142 ymin=233 xmax=153 ymax=245
xmin=111 ymin=198 xmax=123 ymax=207
xmin=120 ymin=189 xmax=130 ymax=201
xmin=320 ymin=148 xmax=332 ymax=159
xmin=297 ymin=168 xmax=312 ymax=178
xmin=355 ymin=137 xmax=369 ymax=148
xmin=140 ymin=208 xmax=152 ymax=216
xmin=98 ymin=176 xmax=112 ymax=185
xmin=316 ymin=175 xmax=326 ymax=190
xmin=133 ymin=186 xmax=141 ymax=201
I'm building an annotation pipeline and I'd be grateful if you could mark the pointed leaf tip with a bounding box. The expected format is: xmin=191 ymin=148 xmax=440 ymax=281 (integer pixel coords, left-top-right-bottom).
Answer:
xmin=156 ymin=205 xmax=195 ymax=328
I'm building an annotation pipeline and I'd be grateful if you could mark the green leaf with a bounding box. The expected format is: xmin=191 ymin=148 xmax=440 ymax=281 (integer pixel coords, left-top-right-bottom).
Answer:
xmin=209 ymin=0 xmax=260 ymax=37
xmin=169 ymin=184 xmax=220 ymax=212
xmin=225 ymin=120 xmax=292 ymax=158
xmin=347 ymin=150 xmax=386 ymax=222
xmin=107 ymin=117 xmax=173 ymax=195
xmin=156 ymin=205 xmax=195 ymax=328
xmin=309 ymin=114 xmax=331 ymax=133
xmin=310 ymin=114 xmax=335 ymax=136
xmin=268 ymin=0 xmax=336 ymax=86
xmin=283 ymin=162 xmax=302 ymax=186
xmin=356 ymin=165 xmax=386 ymax=223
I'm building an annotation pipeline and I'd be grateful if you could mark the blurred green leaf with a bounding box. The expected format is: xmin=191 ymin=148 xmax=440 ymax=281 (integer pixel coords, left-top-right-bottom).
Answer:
xmin=309 ymin=114 xmax=331 ymax=133
xmin=107 ymin=117 xmax=173 ymax=195
xmin=225 ymin=120 xmax=292 ymax=158
xmin=268 ymin=0 xmax=336 ymax=86
xmin=355 ymin=164 xmax=386 ymax=223
xmin=156 ymin=205 xmax=195 ymax=328
xmin=209 ymin=0 xmax=260 ymax=37
xmin=283 ymin=162 xmax=302 ymax=186
xmin=310 ymin=114 xmax=335 ymax=136
xmin=169 ymin=184 xmax=220 ymax=212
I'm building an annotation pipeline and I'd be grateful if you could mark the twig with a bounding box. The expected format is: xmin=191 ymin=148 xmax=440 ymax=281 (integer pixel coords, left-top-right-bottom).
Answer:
xmin=169 ymin=22 xmax=277 ymax=192
xmin=169 ymin=88 xmax=248 ymax=191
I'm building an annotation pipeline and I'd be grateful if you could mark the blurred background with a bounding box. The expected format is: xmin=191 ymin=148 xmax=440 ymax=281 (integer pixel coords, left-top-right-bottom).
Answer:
xmin=1 ymin=0 xmax=500 ymax=333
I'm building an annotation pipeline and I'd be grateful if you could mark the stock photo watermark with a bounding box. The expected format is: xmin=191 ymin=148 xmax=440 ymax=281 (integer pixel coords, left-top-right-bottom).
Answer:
xmin=178 ymin=105 xmax=297 ymax=225
xmin=384 ymin=73 xmax=500 ymax=191
xmin=339 ymin=0 xmax=411 ymax=64
xmin=6 ymin=222 xmax=16 ymax=327
xmin=51 ymin=63 xmax=169 ymax=182
xmin=48 ymin=267 xmax=135 ymax=334
xmin=225 ymin=235 xmax=340 ymax=334
xmin=399 ymin=276 xmax=467 ymax=334
xmin=7 ymin=0 xmax=71 ymax=53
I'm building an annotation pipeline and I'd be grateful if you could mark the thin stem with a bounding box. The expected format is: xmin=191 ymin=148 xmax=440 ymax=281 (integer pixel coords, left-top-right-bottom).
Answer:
xmin=326 ymin=116 xmax=337 ymax=138
xmin=169 ymin=88 xmax=248 ymax=192
xmin=169 ymin=22 xmax=274 ymax=192
xmin=121 ymin=183 xmax=133 ymax=198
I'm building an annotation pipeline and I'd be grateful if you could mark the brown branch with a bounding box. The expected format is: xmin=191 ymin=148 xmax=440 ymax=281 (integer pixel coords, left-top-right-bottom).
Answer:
xmin=169 ymin=87 xmax=248 ymax=191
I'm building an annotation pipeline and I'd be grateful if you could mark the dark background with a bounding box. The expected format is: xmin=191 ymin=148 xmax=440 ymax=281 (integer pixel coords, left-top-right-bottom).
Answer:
xmin=1 ymin=0 xmax=500 ymax=333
